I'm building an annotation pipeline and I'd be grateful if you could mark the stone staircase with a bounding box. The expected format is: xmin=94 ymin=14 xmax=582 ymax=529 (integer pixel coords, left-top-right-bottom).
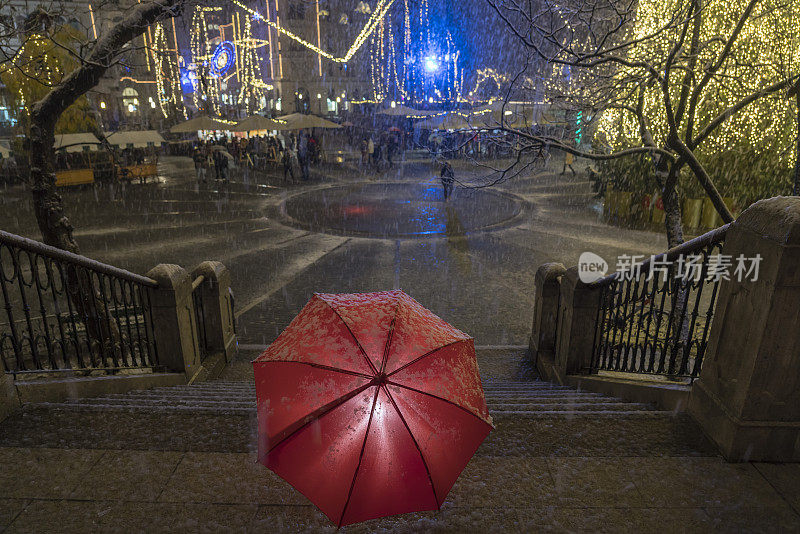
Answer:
xmin=34 ymin=378 xmax=663 ymax=417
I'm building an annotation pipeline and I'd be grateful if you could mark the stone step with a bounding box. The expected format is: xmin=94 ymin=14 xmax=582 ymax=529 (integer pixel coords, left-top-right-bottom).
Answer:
xmin=32 ymin=378 xmax=662 ymax=418
xmin=47 ymin=397 xmax=647 ymax=410
xmin=114 ymin=388 xmax=603 ymax=398
xmin=488 ymin=402 xmax=652 ymax=411
xmin=40 ymin=402 xmax=659 ymax=417
xmin=490 ymin=410 xmax=669 ymax=416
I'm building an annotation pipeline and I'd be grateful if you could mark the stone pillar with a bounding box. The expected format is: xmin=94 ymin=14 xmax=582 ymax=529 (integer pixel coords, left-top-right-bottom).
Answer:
xmin=146 ymin=264 xmax=201 ymax=377
xmin=552 ymin=266 xmax=602 ymax=384
xmin=0 ymin=372 xmax=20 ymax=423
xmin=689 ymin=197 xmax=800 ymax=462
xmin=530 ymin=263 xmax=566 ymax=378
xmin=192 ymin=261 xmax=237 ymax=362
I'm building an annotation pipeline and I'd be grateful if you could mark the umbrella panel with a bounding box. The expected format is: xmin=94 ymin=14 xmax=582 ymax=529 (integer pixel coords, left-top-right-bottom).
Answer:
xmin=315 ymin=292 xmax=397 ymax=370
xmin=262 ymin=377 xmax=490 ymax=526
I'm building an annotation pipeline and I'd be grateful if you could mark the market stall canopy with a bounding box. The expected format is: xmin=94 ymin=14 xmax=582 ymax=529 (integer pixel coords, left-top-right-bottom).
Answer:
xmin=169 ymin=116 xmax=232 ymax=133
xmin=378 ymin=105 xmax=433 ymax=117
xmin=233 ymin=115 xmax=286 ymax=132
xmin=106 ymin=130 xmax=166 ymax=148
xmin=54 ymin=133 xmax=100 ymax=152
xmin=472 ymin=102 xmax=535 ymax=128
xmin=413 ymin=113 xmax=471 ymax=131
xmin=413 ymin=108 xmax=534 ymax=131
xmin=277 ymin=113 xmax=342 ymax=130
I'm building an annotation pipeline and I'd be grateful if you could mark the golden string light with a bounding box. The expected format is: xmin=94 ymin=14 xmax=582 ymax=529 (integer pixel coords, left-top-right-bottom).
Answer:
xmin=228 ymin=0 xmax=396 ymax=63
xmin=598 ymin=0 xmax=800 ymax=166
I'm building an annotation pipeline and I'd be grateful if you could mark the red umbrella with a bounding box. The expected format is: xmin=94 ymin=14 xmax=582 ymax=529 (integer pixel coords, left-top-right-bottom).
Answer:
xmin=253 ymin=290 xmax=492 ymax=527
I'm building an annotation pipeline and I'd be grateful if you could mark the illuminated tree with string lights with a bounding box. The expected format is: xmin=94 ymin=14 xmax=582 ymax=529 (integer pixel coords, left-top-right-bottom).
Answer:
xmin=489 ymin=0 xmax=799 ymax=246
xmin=0 ymin=21 xmax=96 ymax=135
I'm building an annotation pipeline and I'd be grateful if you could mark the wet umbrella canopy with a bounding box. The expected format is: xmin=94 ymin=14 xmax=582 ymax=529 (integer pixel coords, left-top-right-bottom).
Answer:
xmin=253 ymin=290 xmax=493 ymax=527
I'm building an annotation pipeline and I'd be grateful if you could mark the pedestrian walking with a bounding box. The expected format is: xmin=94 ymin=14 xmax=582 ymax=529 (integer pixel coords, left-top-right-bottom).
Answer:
xmin=440 ymin=160 xmax=455 ymax=200
xmin=360 ymin=138 xmax=368 ymax=168
xmin=212 ymin=150 xmax=221 ymax=180
xmin=193 ymin=148 xmax=207 ymax=182
xmin=561 ymin=151 xmax=576 ymax=175
xmin=283 ymin=146 xmax=296 ymax=181
xmin=367 ymin=137 xmax=375 ymax=168
xmin=298 ymin=130 xmax=310 ymax=181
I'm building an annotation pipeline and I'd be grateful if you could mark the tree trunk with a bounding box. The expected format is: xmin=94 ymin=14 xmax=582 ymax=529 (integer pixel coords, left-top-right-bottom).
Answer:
xmin=667 ymin=133 xmax=733 ymax=223
xmin=662 ymin=183 xmax=684 ymax=248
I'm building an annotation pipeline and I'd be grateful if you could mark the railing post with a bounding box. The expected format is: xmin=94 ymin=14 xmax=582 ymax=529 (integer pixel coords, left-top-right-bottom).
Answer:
xmin=552 ymin=266 xmax=602 ymax=384
xmin=0 ymin=372 xmax=20 ymax=423
xmin=146 ymin=264 xmax=201 ymax=377
xmin=688 ymin=197 xmax=800 ymax=461
xmin=530 ymin=263 xmax=566 ymax=378
xmin=191 ymin=261 xmax=237 ymax=363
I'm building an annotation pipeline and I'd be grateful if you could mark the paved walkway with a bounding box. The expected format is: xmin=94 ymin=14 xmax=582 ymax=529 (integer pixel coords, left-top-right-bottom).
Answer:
xmin=3 ymin=447 xmax=800 ymax=533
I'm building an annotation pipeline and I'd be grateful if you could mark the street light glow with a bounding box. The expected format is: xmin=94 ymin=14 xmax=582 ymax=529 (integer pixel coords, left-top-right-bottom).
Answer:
xmin=424 ymin=56 xmax=439 ymax=73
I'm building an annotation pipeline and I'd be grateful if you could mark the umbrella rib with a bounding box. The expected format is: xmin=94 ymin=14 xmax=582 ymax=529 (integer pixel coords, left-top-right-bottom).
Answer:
xmin=319 ymin=299 xmax=379 ymax=375
xmin=386 ymin=338 xmax=468 ymax=378
xmin=382 ymin=384 xmax=440 ymax=508
xmin=378 ymin=302 xmax=400 ymax=374
xmin=385 ymin=379 xmax=494 ymax=428
xmin=265 ymin=381 xmax=373 ymax=455
xmin=255 ymin=359 xmax=372 ymax=379
xmin=338 ymin=385 xmax=380 ymax=527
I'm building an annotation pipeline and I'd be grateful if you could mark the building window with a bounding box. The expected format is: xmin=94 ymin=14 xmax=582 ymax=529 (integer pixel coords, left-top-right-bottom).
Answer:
xmin=122 ymin=87 xmax=139 ymax=114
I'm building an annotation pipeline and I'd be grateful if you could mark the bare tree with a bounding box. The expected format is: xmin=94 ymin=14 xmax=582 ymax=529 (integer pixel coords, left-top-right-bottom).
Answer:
xmin=24 ymin=0 xmax=186 ymax=252
xmin=488 ymin=0 xmax=799 ymax=246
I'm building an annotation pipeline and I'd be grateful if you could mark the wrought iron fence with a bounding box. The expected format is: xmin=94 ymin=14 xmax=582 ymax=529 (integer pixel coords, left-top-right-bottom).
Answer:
xmin=191 ymin=274 xmax=209 ymax=361
xmin=590 ymin=224 xmax=729 ymax=381
xmin=0 ymin=230 xmax=159 ymax=375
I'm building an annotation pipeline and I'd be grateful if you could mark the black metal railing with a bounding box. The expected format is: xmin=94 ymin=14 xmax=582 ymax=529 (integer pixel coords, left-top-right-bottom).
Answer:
xmin=191 ymin=274 xmax=209 ymax=361
xmin=589 ymin=224 xmax=729 ymax=381
xmin=0 ymin=230 xmax=160 ymax=375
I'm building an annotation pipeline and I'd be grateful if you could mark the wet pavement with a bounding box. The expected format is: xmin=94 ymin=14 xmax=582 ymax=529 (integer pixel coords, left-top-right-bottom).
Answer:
xmin=0 ymin=153 xmax=667 ymax=347
xmin=283 ymin=182 xmax=524 ymax=237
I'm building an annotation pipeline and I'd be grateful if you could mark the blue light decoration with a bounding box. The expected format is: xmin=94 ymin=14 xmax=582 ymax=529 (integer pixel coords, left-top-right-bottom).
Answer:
xmin=369 ymin=1 xmax=464 ymax=106
xmin=179 ymin=66 xmax=197 ymax=94
xmin=575 ymin=110 xmax=583 ymax=146
xmin=423 ymin=55 xmax=439 ymax=73
xmin=210 ymin=41 xmax=236 ymax=78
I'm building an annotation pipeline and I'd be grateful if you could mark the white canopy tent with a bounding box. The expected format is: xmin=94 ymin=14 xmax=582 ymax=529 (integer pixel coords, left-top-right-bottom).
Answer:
xmin=106 ymin=130 xmax=166 ymax=148
xmin=277 ymin=113 xmax=342 ymax=130
xmin=54 ymin=133 xmax=100 ymax=152
xmin=170 ymin=116 xmax=233 ymax=133
xmin=377 ymin=105 xmax=435 ymax=117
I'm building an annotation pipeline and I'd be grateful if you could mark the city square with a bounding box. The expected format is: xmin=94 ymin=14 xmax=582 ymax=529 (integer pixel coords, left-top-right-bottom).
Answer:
xmin=0 ymin=0 xmax=799 ymax=531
